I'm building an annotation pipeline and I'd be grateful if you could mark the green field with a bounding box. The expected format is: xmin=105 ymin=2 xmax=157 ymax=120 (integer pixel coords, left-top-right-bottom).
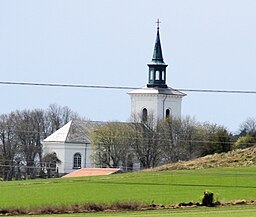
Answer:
xmin=0 ymin=167 xmax=256 ymax=210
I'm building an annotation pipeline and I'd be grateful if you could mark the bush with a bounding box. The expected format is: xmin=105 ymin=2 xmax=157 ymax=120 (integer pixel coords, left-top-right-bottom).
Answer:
xmin=202 ymin=191 xmax=214 ymax=206
xmin=234 ymin=136 xmax=255 ymax=149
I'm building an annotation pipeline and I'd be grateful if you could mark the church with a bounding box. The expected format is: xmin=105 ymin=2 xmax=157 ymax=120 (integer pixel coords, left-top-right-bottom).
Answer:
xmin=42 ymin=21 xmax=185 ymax=175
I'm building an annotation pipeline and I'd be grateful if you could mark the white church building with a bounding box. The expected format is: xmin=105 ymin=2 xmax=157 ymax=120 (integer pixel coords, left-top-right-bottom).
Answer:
xmin=43 ymin=22 xmax=185 ymax=175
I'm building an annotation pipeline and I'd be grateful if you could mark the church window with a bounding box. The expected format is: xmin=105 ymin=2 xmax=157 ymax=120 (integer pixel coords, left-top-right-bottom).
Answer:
xmin=142 ymin=108 xmax=148 ymax=122
xmin=162 ymin=71 xmax=165 ymax=80
xmin=155 ymin=70 xmax=160 ymax=80
xmin=166 ymin=109 xmax=170 ymax=119
xmin=73 ymin=153 xmax=81 ymax=169
xmin=150 ymin=70 xmax=154 ymax=80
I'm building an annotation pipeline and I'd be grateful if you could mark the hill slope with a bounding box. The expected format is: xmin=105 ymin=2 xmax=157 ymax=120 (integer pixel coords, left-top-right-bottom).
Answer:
xmin=154 ymin=146 xmax=256 ymax=171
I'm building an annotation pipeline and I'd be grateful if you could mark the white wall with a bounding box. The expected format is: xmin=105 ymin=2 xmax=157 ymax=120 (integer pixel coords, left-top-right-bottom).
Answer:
xmin=64 ymin=143 xmax=85 ymax=173
xmin=86 ymin=144 xmax=96 ymax=168
xmin=130 ymin=93 xmax=183 ymax=121
xmin=43 ymin=141 xmax=66 ymax=174
xmin=43 ymin=141 xmax=95 ymax=174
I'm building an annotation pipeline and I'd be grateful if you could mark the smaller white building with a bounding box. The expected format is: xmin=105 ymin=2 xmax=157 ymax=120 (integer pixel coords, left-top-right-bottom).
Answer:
xmin=43 ymin=120 xmax=102 ymax=174
xmin=43 ymin=121 xmax=141 ymax=175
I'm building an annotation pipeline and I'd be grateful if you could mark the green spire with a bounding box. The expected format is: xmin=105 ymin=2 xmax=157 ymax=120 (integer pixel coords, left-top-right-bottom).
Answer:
xmin=147 ymin=19 xmax=168 ymax=88
xmin=152 ymin=27 xmax=165 ymax=64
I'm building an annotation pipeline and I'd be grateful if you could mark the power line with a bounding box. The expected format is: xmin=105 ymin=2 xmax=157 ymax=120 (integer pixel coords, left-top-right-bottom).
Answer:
xmin=176 ymin=88 xmax=256 ymax=94
xmin=0 ymin=81 xmax=256 ymax=94
xmin=0 ymin=81 xmax=134 ymax=90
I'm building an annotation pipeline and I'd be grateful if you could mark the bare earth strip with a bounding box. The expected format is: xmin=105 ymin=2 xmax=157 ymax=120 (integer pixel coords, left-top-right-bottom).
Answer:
xmin=17 ymin=205 xmax=256 ymax=217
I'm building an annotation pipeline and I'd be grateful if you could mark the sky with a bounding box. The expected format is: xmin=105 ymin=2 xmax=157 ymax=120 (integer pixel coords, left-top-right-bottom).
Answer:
xmin=0 ymin=0 xmax=256 ymax=133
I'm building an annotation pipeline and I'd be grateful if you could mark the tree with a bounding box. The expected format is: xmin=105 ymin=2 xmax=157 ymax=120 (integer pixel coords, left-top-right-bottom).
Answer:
xmin=239 ymin=117 xmax=256 ymax=137
xmin=0 ymin=104 xmax=80 ymax=180
xmin=129 ymin=113 xmax=164 ymax=168
xmin=41 ymin=152 xmax=61 ymax=178
xmin=45 ymin=104 xmax=80 ymax=134
xmin=92 ymin=123 xmax=133 ymax=168
xmin=157 ymin=116 xmax=204 ymax=164
xmin=236 ymin=118 xmax=256 ymax=149
xmin=129 ymin=122 xmax=162 ymax=168
xmin=14 ymin=109 xmax=45 ymax=178
xmin=197 ymin=123 xmax=231 ymax=156
xmin=0 ymin=113 xmax=19 ymax=180
xmin=155 ymin=117 xmax=232 ymax=164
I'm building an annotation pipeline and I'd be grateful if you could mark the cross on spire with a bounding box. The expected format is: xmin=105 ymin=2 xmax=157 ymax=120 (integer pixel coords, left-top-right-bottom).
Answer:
xmin=156 ymin=19 xmax=161 ymax=29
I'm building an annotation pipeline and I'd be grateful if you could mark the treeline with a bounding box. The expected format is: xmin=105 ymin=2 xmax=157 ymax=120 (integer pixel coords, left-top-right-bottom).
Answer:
xmin=1 ymin=103 xmax=256 ymax=180
xmin=0 ymin=104 xmax=80 ymax=180
xmin=92 ymin=116 xmax=256 ymax=169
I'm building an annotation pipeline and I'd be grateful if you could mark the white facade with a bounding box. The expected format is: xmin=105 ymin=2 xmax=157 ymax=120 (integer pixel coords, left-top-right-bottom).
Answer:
xmin=42 ymin=121 xmax=143 ymax=174
xmin=43 ymin=141 xmax=94 ymax=174
xmin=128 ymin=87 xmax=185 ymax=121
xmin=42 ymin=120 xmax=96 ymax=174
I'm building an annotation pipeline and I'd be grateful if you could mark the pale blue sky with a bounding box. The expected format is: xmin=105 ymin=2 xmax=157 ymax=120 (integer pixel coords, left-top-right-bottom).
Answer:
xmin=0 ymin=0 xmax=256 ymax=132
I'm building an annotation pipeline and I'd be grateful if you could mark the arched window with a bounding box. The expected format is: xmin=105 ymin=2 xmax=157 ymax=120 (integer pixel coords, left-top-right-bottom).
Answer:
xmin=150 ymin=70 xmax=154 ymax=80
xmin=156 ymin=70 xmax=160 ymax=80
xmin=162 ymin=71 xmax=165 ymax=81
xmin=73 ymin=153 xmax=81 ymax=169
xmin=166 ymin=109 xmax=170 ymax=119
xmin=142 ymin=108 xmax=148 ymax=122
xmin=155 ymin=70 xmax=160 ymax=80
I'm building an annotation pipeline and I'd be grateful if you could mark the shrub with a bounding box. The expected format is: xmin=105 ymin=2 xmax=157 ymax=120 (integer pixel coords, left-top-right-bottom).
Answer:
xmin=234 ymin=136 xmax=255 ymax=149
xmin=202 ymin=191 xmax=214 ymax=207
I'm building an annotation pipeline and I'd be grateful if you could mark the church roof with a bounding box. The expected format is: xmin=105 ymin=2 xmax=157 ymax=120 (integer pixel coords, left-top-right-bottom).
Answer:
xmin=43 ymin=120 xmax=136 ymax=144
xmin=43 ymin=121 xmax=72 ymax=143
xmin=128 ymin=86 xmax=186 ymax=96
xmin=43 ymin=120 xmax=107 ymax=144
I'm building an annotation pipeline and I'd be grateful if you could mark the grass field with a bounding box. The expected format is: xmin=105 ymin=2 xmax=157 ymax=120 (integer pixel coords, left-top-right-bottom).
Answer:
xmin=0 ymin=167 xmax=255 ymax=210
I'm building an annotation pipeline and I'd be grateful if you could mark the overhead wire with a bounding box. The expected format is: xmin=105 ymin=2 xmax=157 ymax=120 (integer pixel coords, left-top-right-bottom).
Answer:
xmin=0 ymin=81 xmax=256 ymax=94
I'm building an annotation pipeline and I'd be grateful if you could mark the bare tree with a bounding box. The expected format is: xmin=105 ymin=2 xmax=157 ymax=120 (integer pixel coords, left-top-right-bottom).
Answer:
xmin=130 ymin=123 xmax=161 ymax=168
xmin=0 ymin=113 xmax=18 ymax=180
xmin=239 ymin=117 xmax=256 ymax=137
xmin=14 ymin=109 xmax=46 ymax=178
xmin=0 ymin=104 xmax=81 ymax=180
xmin=129 ymin=113 xmax=163 ymax=168
xmin=92 ymin=123 xmax=133 ymax=168
xmin=156 ymin=117 xmax=198 ymax=164
xmin=233 ymin=117 xmax=256 ymax=149
xmin=46 ymin=104 xmax=79 ymax=134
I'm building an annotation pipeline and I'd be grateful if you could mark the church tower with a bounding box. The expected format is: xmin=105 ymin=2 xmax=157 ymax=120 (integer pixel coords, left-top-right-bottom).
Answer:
xmin=128 ymin=20 xmax=186 ymax=122
xmin=147 ymin=21 xmax=167 ymax=88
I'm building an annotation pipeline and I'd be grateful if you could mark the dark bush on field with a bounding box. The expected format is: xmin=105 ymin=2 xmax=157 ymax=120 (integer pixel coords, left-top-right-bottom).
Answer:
xmin=202 ymin=191 xmax=214 ymax=207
